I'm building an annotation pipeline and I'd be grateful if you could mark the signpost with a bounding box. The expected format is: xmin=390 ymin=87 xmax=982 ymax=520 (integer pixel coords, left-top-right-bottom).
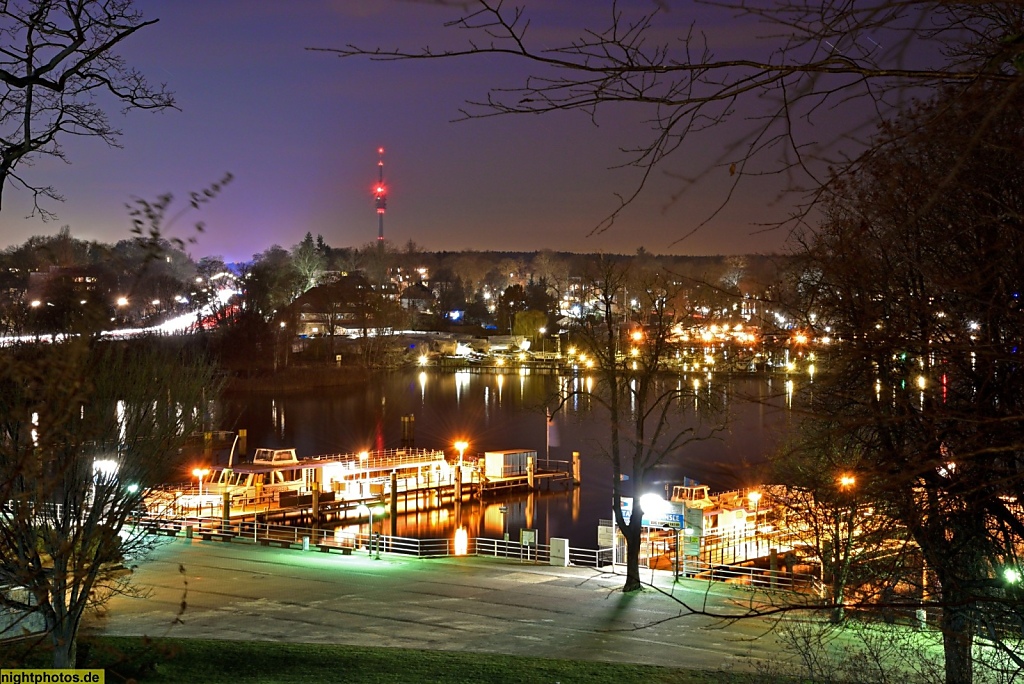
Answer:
xmin=520 ymin=528 xmax=537 ymax=563
xmin=611 ymin=496 xmax=705 ymax=575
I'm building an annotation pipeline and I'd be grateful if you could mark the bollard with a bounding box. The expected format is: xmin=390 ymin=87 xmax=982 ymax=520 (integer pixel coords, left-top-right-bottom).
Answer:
xmin=302 ymin=536 xmax=310 ymax=552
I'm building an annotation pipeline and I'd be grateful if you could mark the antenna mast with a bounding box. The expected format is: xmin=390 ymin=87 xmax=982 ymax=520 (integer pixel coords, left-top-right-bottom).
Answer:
xmin=374 ymin=147 xmax=386 ymax=243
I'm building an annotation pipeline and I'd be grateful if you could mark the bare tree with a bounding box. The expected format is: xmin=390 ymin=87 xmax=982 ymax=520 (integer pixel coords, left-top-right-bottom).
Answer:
xmin=0 ymin=0 xmax=174 ymax=216
xmin=789 ymin=82 xmax=1024 ymax=683
xmin=562 ymin=255 xmax=723 ymax=592
xmin=768 ymin=424 xmax=912 ymax=625
xmin=318 ymin=1 xmax=1023 ymax=239
xmin=0 ymin=338 xmax=217 ymax=668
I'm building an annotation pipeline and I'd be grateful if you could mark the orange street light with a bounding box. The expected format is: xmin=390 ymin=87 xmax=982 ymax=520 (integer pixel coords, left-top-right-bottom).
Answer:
xmin=359 ymin=451 xmax=370 ymax=494
xmin=839 ymin=475 xmax=856 ymax=489
xmin=192 ymin=467 xmax=210 ymax=496
xmin=454 ymin=440 xmax=469 ymax=467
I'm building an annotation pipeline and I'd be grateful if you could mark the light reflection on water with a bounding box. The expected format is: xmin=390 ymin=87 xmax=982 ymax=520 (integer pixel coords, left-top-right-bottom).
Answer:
xmin=217 ymin=370 xmax=794 ymax=547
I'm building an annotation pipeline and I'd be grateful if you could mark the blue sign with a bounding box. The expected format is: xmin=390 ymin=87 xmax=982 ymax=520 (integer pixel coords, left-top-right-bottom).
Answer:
xmin=663 ymin=512 xmax=685 ymax=526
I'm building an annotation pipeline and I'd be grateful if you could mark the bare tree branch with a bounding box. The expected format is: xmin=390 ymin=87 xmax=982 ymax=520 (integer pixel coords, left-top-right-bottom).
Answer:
xmin=0 ymin=0 xmax=174 ymax=216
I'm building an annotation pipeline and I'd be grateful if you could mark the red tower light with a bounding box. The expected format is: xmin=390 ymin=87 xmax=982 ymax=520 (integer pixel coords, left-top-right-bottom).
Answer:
xmin=374 ymin=147 xmax=387 ymax=240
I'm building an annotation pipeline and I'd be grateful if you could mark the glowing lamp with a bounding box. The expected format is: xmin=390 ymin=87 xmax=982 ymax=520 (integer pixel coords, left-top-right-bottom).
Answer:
xmin=454 ymin=440 xmax=469 ymax=466
xmin=192 ymin=467 xmax=210 ymax=496
xmin=454 ymin=527 xmax=469 ymax=556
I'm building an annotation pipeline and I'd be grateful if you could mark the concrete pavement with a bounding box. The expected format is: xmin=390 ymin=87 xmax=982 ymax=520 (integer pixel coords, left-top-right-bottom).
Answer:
xmin=87 ymin=537 xmax=796 ymax=674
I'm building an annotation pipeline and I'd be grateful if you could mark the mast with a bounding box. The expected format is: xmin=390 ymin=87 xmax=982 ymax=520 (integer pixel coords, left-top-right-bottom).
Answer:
xmin=374 ymin=147 xmax=386 ymax=243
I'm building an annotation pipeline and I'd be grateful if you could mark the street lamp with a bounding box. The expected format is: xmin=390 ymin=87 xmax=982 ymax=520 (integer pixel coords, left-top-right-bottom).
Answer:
xmin=539 ymin=327 xmax=546 ymax=354
xmin=356 ymin=503 xmax=373 ymax=556
xmin=454 ymin=440 xmax=468 ymax=468
xmin=747 ymin=490 xmax=762 ymax=554
xmin=192 ymin=468 xmax=210 ymax=496
xmin=747 ymin=490 xmax=762 ymax=514
xmin=372 ymin=504 xmax=386 ymax=559
xmin=831 ymin=474 xmax=858 ymax=622
xmin=359 ymin=450 xmax=369 ymax=497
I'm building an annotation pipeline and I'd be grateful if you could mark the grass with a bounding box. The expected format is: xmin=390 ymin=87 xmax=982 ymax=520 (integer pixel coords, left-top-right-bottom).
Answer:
xmin=3 ymin=636 xmax=762 ymax=684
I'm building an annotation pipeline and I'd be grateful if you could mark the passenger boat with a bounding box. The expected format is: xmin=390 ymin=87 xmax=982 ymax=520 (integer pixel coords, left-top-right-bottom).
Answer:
xmin=147 ymin=446 xmax=451 ymax=517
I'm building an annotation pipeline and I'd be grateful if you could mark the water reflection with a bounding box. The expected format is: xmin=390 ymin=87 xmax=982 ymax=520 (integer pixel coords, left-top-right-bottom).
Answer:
xmin=218 ymin=370 xmax=794 ymax=547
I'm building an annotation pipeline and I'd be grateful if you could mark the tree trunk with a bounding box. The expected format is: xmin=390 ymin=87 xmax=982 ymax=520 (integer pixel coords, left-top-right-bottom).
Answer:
xmin=46 ymin=612 xmax=79 ymax=669
xmin=830 ymin=581 xmax=845 ymax=624
xmin=940 ymin=603 xmax=974 ymax=684
xmin=623 ymin=519 xmax=643 ymax=593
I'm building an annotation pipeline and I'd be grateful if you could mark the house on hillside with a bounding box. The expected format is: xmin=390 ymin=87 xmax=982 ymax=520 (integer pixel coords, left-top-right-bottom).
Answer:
xmin=400 ymin=282 xmax=435 ymax=314
xmin=284 ymin=273 xmax=373 ymax=337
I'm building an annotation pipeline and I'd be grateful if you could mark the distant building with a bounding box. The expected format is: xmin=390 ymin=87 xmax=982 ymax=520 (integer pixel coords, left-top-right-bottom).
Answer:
xmin=399 ymin=283 xmax=435 ymax=314
xmin=284 ymin=273 xmax=373 ymax=337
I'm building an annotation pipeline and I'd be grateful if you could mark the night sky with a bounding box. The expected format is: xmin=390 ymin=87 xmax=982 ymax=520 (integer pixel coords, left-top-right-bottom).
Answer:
xmin=0 ymin=1 xmax=796 ymax=262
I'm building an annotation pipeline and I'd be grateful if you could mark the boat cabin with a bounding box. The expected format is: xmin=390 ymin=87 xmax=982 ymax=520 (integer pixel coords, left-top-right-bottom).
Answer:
xmin=252 ymin=448 xmax=299 ymax=465
xmin=670 ymin=485 xmax=713 ymax=507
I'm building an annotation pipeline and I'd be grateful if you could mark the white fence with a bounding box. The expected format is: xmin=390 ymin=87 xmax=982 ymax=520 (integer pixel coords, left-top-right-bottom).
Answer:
xmin=135 ymin=515 xmax=613 ymax=567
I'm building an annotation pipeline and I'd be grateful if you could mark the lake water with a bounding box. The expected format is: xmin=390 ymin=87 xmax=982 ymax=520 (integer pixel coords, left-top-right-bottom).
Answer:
xmin=216 ymin=370 xmax=796 ymax=548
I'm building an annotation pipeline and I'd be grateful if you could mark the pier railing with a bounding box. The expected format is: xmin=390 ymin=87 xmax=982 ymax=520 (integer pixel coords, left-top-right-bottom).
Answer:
xmin=137 ymin=515 xmax=816 ymax=591
xmin=305 ymin=447 xmax=446 ymax=469
xmin=137 ymin=515 xmax=612 ymax=568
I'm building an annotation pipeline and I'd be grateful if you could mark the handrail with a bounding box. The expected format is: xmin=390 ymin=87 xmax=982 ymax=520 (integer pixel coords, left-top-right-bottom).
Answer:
xmin=134 ymin=515 xmax=820 ymax=595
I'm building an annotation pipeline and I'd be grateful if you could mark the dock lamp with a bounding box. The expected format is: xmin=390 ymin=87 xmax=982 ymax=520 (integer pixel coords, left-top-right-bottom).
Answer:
xmin=639 ymin=492 xmax=669 ymax=518
xmin=192 ymin=468 xmax=210 ymax=496
xmin=359 ymin=451 xmax=370 ymax=495
xmin=747 ymin=490 xmax=762 ymax=552
xmin=747 ymin=490 xmax=762 ymax=525
xmin=454 ymin=440 xmax=468 ymax=468
xmin=357 ymin=504 xmax=373 ymax=556
xmin=372 ymin=505 xmax=386 ymax=559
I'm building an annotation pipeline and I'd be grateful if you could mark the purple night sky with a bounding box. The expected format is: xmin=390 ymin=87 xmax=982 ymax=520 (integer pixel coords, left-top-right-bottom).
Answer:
xmin=0 ymin=1 xmax=796 ymax=262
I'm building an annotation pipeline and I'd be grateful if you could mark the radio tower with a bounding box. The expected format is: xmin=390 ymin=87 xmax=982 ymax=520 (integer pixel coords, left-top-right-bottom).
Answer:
xmin=374 ymin=147 xmax=387 ymax=243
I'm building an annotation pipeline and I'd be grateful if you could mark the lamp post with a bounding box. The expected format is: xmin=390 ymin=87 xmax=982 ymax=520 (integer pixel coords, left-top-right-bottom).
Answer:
xmin=357 ymin=503 xmax=372 ymax=556
xmin=499 ymin=504 xmax=508 ymax=541
xmin=539 ymin=327 xmax=546 ymax=355
xmin=192 ymin=468 xmax=210 ymax=496
xmin=747 ymin=490 xmax=762 ymax=555
xmin=372 ymin=504 xmax=386 ymax=559
xmin=454 ymin=440 xmax=468 ymax=469
xmin=359 ymin=451 xmax=369 ymax=497
xmin=832 ymin=474 xmax=857 ymax=623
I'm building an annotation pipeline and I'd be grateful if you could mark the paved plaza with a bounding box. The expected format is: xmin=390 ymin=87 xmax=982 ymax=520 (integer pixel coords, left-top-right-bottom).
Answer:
xmin=88 ymin=538 xmax=796 ymax=674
